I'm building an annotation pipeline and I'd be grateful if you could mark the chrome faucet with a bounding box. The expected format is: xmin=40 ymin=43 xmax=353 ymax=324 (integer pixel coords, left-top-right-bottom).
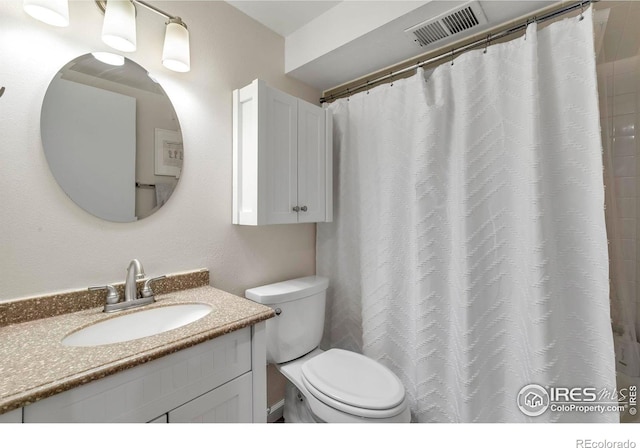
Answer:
xmin=124 ymin=259 xmax=146 ymax=302
xmin=89 ymin=259 xmax=166 ymax=313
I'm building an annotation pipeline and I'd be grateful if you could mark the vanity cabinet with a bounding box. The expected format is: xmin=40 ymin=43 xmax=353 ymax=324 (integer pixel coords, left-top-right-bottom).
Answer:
xmin=232 ymin=79 xmax=333 ymax=225
xmin=21 ymin=324 xmax=266 ymax=423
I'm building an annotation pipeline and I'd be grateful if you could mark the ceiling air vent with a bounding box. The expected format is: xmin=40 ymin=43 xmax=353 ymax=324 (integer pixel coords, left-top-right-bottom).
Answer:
xmin=405 ymin=1 xmax=488 ymax=48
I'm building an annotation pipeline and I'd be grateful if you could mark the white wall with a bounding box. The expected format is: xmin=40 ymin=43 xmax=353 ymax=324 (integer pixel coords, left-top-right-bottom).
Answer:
xmin=285 ymin=1 xmax=428 ymax=73
xmin=0 ymin=0 xmax=320 ymax=301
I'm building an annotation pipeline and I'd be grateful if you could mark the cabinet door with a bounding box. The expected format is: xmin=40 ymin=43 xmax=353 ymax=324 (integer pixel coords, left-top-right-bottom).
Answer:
xmin=168 ymin=373 xmax=253 ymax=423
xmin=297 ymin=101 xmax=327 ymax=223
xmin=265 ymin=87 xmax=298 ymax=224
xmin=0 ymin=408 xmax=22 ymax=423
xmin=233 ymin=81 xmax=260 ymax=225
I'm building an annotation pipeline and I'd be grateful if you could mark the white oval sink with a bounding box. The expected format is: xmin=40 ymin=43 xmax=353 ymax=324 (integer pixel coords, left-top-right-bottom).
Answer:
xmin=62 ymin=303 xmax=213 ymax=347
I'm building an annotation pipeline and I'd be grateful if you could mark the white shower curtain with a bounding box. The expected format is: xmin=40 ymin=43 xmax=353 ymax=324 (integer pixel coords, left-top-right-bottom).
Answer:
xmin=317 ymin=8 xmax=617 ymax=423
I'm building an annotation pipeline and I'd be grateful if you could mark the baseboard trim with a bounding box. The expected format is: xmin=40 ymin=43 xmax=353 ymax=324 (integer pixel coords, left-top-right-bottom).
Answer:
xmin=267 ymin=399 xmax=285 ymax=423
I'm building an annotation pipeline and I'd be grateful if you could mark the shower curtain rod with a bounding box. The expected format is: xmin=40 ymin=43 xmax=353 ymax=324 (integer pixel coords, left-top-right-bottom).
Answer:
xmin=319 ymin=0 xmax=596 ymax=104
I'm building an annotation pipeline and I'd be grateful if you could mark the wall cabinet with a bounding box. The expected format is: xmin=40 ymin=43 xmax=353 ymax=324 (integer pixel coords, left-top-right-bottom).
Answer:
xmin=233 ymin=79 xmax=332 ymax=225
xmin=19 ymin=323 xmax=267 ymax=423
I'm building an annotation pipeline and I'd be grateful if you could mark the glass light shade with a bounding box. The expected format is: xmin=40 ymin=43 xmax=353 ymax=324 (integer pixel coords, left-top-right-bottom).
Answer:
xmin=92 ymin=52 xmax=125 ymax=66
xmin=23 ymin=0 xmax=69 ymax=27
xmin=162 ymin=20 xmax=190 ymax=73
xmin=102 ymin=0 xmax=136 ymax=53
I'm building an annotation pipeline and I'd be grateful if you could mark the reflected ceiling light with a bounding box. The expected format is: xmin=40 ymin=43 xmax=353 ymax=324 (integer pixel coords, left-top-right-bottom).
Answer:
xmin=23 ymin=0 xmax=69 ymax=27
xmin=101 ymin=0 xmax=136 ymax=52
xmin=162 ymin=18 xmax=190 ymax=73
xmin=92 ymin=51 xmax=125 ymax=66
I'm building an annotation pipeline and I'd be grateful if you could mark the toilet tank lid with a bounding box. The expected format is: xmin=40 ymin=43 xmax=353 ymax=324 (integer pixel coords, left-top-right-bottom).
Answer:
xmin=245 ymin=276 xmax=329 ymax=305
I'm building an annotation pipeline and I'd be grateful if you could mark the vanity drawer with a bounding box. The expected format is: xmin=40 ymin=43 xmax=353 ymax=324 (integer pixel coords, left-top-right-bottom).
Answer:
xmin=24 ymin=327 xmax=251 ymax=423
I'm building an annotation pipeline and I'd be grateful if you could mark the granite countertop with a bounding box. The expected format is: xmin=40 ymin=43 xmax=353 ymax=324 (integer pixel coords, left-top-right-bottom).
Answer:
xmin=0 ymin=286 xmax=274 ymax=415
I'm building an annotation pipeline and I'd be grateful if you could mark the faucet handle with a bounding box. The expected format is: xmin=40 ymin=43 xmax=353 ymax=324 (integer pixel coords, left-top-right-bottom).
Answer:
xmin=89 ymin=285 xmax=120 ymax=304
xmin=141 ymin=275 xmax=166 ymax=299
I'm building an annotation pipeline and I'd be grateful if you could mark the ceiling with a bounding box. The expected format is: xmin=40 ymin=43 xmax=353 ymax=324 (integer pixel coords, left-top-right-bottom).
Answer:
xmin=225 ymin=1 xmax=560 ymax=92
xmin=225 ymin=1 xmax=342 ymax=37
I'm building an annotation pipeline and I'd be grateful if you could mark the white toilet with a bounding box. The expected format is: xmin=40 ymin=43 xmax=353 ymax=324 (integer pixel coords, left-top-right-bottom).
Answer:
xmin=245 ymin=276 xmax=411 ymax=423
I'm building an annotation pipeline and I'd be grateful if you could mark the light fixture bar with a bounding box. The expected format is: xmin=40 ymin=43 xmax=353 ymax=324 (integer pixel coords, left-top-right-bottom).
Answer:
xmin=95 ymin=1 xmax=175 ymax=21
xmin=133 ymin=0 xmax=172 ymax=20
xmin=131 ymin=0 xmax=190 ymax=73
xmin=96 ymin=1 xmax=185 ymax=29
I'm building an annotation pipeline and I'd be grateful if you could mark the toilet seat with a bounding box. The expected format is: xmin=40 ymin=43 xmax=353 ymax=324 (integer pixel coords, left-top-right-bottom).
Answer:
xmin=301 ymin=374 xmax=409 ymax=419
xmin=300 ymin=349 xmax=407 ymax=419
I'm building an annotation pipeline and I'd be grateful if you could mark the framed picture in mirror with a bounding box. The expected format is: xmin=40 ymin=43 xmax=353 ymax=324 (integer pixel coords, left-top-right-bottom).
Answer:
xmin=155 ymin=128 xmax=183 ymax=177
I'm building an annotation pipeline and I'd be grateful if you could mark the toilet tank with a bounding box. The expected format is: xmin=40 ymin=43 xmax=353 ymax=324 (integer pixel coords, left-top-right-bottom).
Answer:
xmin=245 ymin=276 xmax=329 ymax=364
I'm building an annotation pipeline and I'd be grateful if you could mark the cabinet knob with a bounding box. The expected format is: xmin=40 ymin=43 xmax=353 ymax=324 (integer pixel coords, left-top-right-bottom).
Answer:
xmin=292 ymin=206 xmax=300 ymax=212
xmin=300 ymin=206 xmax=308 ymax=212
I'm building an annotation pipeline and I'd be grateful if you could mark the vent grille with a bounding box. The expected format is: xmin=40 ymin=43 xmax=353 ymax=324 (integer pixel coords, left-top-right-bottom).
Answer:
xmin=414 ymin=21 xmax=449 ymax=46
xmin=442 ymin=7 xmax=479 ymax=34
xmin=405 ymin=1 xmax=487 ymax=48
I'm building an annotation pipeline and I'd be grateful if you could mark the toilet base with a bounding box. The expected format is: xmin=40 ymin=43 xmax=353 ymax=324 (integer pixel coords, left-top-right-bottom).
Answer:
xmin=284 ymin=382 xmax=324 ymax=423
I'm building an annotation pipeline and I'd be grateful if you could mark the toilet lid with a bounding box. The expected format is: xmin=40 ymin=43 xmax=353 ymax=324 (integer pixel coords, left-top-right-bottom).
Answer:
xmin=301 ymin=349 xmax=405 ymax=411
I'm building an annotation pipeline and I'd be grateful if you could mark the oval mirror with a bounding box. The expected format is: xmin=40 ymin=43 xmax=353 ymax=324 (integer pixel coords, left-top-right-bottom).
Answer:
xmin=41 ymin=53 xmax=183 ymax=222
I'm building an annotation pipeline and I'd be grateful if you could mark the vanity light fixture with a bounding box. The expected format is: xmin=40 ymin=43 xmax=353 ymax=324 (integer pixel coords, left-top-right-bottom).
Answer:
xmin=162 ymin=18 xmax=190 ymax=73
xmin=98 ymin=0 xmax=191 ymax=72
xmin=101 ymin=0 xmax=137 ymax=52
xmin=23 ymin=0 xmax=69 ymax=27
xmin=23 ymin=0 xmax=191 ymax=73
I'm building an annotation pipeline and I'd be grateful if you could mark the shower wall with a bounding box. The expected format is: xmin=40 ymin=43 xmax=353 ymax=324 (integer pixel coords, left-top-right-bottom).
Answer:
xmin=598 ymin=53 xmax=640 ymax=338
xmin=596 ymin=1 xmax=640 ymax=343
xmin=595 ymin=2 xmax=640 ymax=423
